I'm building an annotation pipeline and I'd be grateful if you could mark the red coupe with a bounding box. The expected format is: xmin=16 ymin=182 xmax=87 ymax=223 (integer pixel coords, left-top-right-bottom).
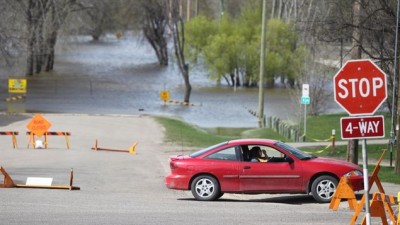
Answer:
xmin=164 ymin=139 xmax=363 ymax=203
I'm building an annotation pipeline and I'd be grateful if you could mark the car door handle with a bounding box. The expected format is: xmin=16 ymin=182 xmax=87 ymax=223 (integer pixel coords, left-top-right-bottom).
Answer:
xmin=243 ymin=166 xmax=251 ymax=169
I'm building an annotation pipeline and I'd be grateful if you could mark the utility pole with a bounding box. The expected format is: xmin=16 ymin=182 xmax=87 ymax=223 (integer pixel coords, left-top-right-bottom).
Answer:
xmin=395 ymin=0 xmax=400 ymax=174
xmin=258 ymin=0 xmax=267 ymax=128
xmin=390 ymin=0 xmax=400 ymax=169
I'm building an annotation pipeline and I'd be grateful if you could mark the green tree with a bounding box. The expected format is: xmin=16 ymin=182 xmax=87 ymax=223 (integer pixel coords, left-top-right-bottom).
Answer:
xmin=185 ymin=6 xmax=306 ymax=89
xmin=185 ymin=15 xmax=217 ymax=63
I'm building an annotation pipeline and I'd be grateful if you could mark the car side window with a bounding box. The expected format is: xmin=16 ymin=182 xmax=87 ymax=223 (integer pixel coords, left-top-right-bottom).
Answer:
xmin=263 ymin=146 xmax=283 ymax=158
xmin=247 ymin=145 xmax=286 ymax=163
xmin=205 ymin=147 xmax=238 ymax=161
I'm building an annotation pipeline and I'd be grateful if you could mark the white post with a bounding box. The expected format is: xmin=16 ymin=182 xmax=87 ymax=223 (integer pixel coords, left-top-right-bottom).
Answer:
xmin=362 ymin=139 xmax=371 ymax=225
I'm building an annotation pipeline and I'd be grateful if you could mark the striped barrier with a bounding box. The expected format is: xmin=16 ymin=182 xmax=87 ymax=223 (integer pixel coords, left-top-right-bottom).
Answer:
xmin=0 ymin=131 xmax=18 ymax=148
xmin=26 ymin=131 xmax=71 ymax=149
xmin=167 ymin=100 xmax=198 ymax=106
xmin=4 ymin=95 xmax=25 ymax=102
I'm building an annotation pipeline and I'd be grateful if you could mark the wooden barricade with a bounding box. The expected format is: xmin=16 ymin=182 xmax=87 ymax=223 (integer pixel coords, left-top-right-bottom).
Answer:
xmin=27 ymin=131 xmax=71 ymax=149
xmin=398 ymin=192 xmax=400 ymax=225
xmin=91 ymin=139 xmax=137 ymax=155
xmin=0 ymin=131 xmax=18 ymax=148
xmin=360 ymin=193 xmax=397 ymax=225
xmin=0 ymin=166 xmax=79 ymax=190
xmin=329 ymin=176 xmax=358 ymax=211
xmin=350 ymin=150 xmax=390 ymax=225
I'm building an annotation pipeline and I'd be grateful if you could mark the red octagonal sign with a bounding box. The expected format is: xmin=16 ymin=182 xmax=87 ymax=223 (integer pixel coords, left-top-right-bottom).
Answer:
xmin=333 ymin=59 xmax=387 ymax=116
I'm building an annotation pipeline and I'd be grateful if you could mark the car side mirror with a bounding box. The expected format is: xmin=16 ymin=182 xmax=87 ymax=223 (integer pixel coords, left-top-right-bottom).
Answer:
xmin=286 ymin=156 xmax=294 ymax=164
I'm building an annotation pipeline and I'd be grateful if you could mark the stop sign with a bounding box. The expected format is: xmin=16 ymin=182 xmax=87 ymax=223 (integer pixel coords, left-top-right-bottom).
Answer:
xmin=333 ymin=59 xmax=387 ymax=116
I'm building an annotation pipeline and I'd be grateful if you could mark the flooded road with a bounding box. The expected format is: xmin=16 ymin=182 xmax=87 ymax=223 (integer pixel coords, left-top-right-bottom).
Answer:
xmin=0 ymin=33 xmax=340 ymax=127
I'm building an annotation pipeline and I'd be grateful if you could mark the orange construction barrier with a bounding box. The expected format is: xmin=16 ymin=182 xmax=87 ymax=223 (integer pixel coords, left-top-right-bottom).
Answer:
xmin=91 ymin=139 xmax=137 ymax=155
xmin=350 ymin=150 xmax=388 ymax=225
xmin=0 ymin=166 xmax=79 ymax=190
xmin=360 ymin=193 xmax=396 ymax=225
xmin=27 ymin=131 xmax=71 ymax=149
xmin=329 ymin=176 xmax=358 ymax=211
xmin=398 ymin=192 xmax=400 ymax=225
xmin=0 ymin=131 xmax=18 ymax=148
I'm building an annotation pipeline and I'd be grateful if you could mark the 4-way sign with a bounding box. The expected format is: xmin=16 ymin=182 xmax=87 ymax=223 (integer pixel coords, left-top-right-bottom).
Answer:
xmin=340 ymin=116 xmax=384 ymax=139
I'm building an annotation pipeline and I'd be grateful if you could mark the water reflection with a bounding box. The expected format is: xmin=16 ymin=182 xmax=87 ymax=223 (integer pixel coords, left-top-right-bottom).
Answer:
xmin=0 ymin=33 xmax=341 ymax=127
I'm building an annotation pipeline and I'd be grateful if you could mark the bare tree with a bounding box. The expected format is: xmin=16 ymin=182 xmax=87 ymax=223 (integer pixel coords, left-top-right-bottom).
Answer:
xmin=168 ymin=0 xmax=191 ymax=103
xmin=0 ymin=1 xmax=24 ymax=69
xmin=140 ymin=0 xmax=169 ymax=66
xmin=8 ymin=0 xmax=78 ymax=76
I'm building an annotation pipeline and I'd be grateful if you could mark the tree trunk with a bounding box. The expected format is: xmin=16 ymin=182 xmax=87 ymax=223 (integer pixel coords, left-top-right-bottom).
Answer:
xmin=347 ymin=0 xmax=362 ymax=164
xmin=141 ymin=0 xmax=169 ymax=66
xmin=35 ymin=15 xmax=44 ymax=74
xmin=26 ymin=0 xmax=36 ymax=76
xmin=169 ymin=0 xmax=191 ymax=103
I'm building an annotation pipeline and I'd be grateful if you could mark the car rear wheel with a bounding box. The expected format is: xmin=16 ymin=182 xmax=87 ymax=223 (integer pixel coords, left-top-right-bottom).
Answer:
xmin=191 ymin=175 xmax=220 ymax=201
xmin=311 ymin=175 xmax=338 ymax=203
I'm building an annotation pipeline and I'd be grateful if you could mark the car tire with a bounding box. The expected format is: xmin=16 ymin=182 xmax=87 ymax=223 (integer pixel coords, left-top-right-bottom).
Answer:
xmin=311 ymin=175 xmax=338 ymax=203
xmin=191 ymin=175 xmax=220 ymax=201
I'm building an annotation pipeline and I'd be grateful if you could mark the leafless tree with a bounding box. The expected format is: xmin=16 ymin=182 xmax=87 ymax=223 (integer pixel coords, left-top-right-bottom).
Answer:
xmin=7 ymin=0 xmax=78 ymax=76
xmin=140 ymin=0 xmax=169 ymax=66
xmin=0 ymin=1 xmax=24 ymax=69
xmin=168 ymin=0 xmax=191 ymax=103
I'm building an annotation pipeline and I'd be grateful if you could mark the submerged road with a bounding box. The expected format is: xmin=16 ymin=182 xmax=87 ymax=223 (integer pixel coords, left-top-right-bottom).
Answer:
xmin=0 ymin=34 xmax=342 ymax=128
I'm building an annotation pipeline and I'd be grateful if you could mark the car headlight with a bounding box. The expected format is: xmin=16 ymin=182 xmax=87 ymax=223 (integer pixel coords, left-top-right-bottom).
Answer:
xmin=344 ymin=170 xmax=363 ymax=176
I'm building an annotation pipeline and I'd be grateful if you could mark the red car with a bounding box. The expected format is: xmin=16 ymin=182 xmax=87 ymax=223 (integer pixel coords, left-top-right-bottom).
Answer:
xmin=164 ymin=138 xmax=363 ymax=203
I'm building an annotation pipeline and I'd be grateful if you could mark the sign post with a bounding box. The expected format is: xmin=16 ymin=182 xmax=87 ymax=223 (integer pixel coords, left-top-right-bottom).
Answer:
xmin=333 ymin=59 xmax=387 ymax=225
xmin=301 ymin=84 xmax=310 ymax=138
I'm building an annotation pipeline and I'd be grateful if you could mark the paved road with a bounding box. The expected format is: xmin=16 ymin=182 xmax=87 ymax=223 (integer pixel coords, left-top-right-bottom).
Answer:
xmin=0 ymin=114 xmax=398 ymax=225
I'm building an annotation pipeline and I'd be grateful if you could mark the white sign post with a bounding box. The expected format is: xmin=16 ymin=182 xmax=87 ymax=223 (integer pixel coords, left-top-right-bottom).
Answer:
xmin=301 ymin=84 xmax=309 ymax=137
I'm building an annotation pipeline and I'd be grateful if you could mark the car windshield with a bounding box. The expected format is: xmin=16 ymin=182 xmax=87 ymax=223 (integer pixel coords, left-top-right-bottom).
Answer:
xmin=190 ymin=141 xmax=228 ymax=158
xmin=274 ymin=141 xmax=314 ymax=160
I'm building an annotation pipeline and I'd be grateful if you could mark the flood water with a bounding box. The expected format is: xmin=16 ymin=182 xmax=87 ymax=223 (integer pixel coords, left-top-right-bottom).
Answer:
xmin=0 ymin=32 xmax=341 ymax=127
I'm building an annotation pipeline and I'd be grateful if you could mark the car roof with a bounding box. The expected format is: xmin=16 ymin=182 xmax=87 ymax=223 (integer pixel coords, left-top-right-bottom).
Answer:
xmin=227 ymin=138 xmax=279 ymax=145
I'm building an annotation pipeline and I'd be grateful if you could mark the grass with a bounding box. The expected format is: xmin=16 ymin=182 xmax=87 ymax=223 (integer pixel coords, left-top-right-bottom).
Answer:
xmin=154 ymin=116 xmax=289 ymax=148
xmin=299 ymin=144 xmax=392 ymax=160
xmin=154 ymin=114 xmax=400 ymax=184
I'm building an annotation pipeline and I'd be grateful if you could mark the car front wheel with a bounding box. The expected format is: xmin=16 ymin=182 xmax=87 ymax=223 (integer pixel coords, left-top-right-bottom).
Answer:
xmin=311 ymin=175 xmax=338 ymax=203
xmin=191 ymin=175 xmax=220 ymax=201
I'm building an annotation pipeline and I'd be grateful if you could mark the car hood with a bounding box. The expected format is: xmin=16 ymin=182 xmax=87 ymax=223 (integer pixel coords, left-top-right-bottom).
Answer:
xmin=309 ymin=156 xmax=361 ymax=170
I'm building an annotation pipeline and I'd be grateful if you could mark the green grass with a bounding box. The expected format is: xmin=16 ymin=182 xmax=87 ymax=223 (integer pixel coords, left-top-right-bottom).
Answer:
xmin=154 ymin=116 xmax=289 ymax=148
xmin=299 ymin=144 xmax=392 ymax=160
xmin=371 ymin=165 xmax=400 ymax=183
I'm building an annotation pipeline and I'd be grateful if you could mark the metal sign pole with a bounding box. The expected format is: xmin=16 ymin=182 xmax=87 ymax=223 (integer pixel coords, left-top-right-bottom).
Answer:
xmin=361 ymin=139 xmax=371 ymax=225
xmin=304 ymin=104 xmax=307 ymax=137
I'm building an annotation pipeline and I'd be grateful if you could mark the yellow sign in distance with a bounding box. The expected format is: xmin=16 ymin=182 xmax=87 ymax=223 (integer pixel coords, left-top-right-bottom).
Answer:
xmin=8 ymin=79 xmax=27 ymax=93
xmin=26 ymin=114 xmax=52 ymax=137
xmin=160 ymin=90 xmax=170 ymax=102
